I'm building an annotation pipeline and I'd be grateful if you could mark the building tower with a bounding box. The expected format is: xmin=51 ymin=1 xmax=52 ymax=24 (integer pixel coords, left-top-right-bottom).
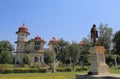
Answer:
xmin=48 ymin=37 xmax=58 ymax=51
xmin=15 ymin=24 xmax=30 ymax=64
xmin=48 ymin=37 xmax=58 ymax=72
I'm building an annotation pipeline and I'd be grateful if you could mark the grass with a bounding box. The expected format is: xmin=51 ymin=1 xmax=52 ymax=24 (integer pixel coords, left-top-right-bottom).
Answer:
xmin=0 ymin=68 xmax=120 ymax=79
xmin=0 ymin=71 xmax=87 ymax=79
xmin=109 ymin=68 xmax=120 ymax=74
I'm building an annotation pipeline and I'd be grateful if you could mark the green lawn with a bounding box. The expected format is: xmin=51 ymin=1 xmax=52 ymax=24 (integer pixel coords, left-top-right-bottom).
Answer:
xmin=0 ymin=71 xmax=87 ymax=79
xmin=0 ymin=69 xmax=119 ymax=79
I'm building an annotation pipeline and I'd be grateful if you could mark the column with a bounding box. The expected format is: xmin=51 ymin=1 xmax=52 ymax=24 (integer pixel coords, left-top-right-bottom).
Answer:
xmin=38 ymin=56 xmax=40 ymax=62
xmin=42 ymin=55 xmax=44 ymax=62
xmin=30 ymin=57 xmax=34 ymax=66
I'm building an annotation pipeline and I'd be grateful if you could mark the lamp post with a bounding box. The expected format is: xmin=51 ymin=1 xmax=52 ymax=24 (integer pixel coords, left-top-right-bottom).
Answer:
xmin=53 ymin=53 xmax=56 ymax=72
xmin=53 ymin=45 xmax=59 ymax=73
xmin=114 ymin=55 xmax=118 ymax=69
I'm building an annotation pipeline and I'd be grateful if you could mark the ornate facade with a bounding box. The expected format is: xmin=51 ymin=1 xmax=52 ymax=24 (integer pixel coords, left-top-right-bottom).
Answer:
xmin=15 ymin=24 xmax=58 ymax=65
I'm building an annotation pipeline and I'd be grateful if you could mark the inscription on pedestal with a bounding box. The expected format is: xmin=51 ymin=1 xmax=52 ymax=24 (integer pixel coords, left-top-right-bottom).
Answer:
xmin=91 ymin=54 xmax=97 ymax=61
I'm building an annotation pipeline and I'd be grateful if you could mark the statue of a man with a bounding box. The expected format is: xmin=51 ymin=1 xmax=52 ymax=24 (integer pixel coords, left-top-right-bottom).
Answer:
xmin=90 ymin=24 xmax=98 ymax=46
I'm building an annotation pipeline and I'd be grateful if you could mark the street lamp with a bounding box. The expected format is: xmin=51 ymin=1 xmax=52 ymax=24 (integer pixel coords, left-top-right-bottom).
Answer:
xmin=53 ymin=53 xmax=56 ymax=72
xmin=114 ymin=55 xmax=118 ymax=69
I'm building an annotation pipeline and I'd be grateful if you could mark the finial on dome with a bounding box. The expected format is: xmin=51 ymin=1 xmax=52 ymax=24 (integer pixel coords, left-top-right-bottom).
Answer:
xmin=23 ymin=22 xmax=25 ymax=26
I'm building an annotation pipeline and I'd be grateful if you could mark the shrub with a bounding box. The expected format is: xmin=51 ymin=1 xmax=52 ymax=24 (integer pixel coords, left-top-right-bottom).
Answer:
xmin=118 ymin=66 xmax=120 ymax=69
xmin=56 ymin=68 xmax=64 ymax=72
xmin=13 ymin=68 xmax=23 ymax=73
xmin=0 ymin=68 xmax=49 ymax=74
xmin=26 ymin=68 xmax=39 ymax=73
xmin=2 ymin=64 xmax=14 ymax=68
xmin=75 ymin=68 xmax=81 ymax=71
xmin=56 ymin=68 xmax=71 ymax=72
xmin=75 ymin=66 xmax=88 ymax=72
xmin=2 ymin=68 xmax=13 ymax=74
xmin=13 ymin=68 xmax=38 ymax=73
xmin=38 ymin=68 xmax=48 ymax=73
xmin=109 ymin=62 xmax=114 ymax=67
xmin=65 ymin=68 xmax=72 ymax=72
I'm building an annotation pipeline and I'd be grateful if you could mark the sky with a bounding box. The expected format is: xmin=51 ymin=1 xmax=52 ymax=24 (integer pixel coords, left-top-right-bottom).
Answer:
xmin=0 ymin=0 xmax=120 ymax=48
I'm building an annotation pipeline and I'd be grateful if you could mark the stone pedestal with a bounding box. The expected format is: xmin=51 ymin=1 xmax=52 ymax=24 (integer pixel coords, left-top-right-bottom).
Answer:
xmin=89 ymin=46 xmax=109 ymax=75
xmin=76 ymin=46 xmax=120 ymax=79
xmin=76 ymin=74 xmax=120 ymax=79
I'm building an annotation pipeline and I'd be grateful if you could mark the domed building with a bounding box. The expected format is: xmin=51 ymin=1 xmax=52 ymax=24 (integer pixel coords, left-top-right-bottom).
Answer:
xmin=15 ymin=24 xmax=58 ymax=66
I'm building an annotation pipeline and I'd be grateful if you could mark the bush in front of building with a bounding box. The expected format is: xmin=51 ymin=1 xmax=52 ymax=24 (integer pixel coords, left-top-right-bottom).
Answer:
xmin=0 ymin=68 xmax=48 ymax=74
xmin=2 ymin=68 xmax=13 ymax=74
xmin=38 ymin=68 xmax=48 ymax=73
xmin=75 ymin=66 xmax=88 ymax=72
xmin=56 ymin=68 xmax=72 ymax=72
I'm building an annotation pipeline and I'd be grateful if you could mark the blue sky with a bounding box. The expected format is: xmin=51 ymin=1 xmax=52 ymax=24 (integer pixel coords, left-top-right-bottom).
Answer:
xmin=0 ymin=0 xmax=120 ymax=48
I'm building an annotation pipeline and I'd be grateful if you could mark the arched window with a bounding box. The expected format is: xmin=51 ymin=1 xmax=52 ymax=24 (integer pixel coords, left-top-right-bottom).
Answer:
xmin=35 ymin=56 xmax=38 ymax=62
xmin=34 ymin=41 xmax=40 ymax=50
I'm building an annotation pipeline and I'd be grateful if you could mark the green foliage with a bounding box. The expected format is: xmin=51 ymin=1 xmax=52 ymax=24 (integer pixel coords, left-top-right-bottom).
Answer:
xmin=2 ymin=68 xmax=38 ymax=74
xmin=56 ymin=39 xmax=81 ymax=67
xmin=38 ymin=68 xmax=48 ymax=73
xmin=0 ymin=40 xmax=14 ymax=64
xmin=116 ymin=55 xmax=120 ymax=65
xmin=22 ymin=53 xmax=30 ymax=64
xmin=106 ymin=55 xmax=114 ymax=67
xmin=0 ymin=40 xmax=14 ymax=52
xmin=2 ymin=68 xmax=13 ymax=74
xmin=75 ymin=67 xmax=88 ymax=72
xmin=98 ymin=23 xmax=113 ymax=52
xmin=113 ymin=30 xmax=120 ymax=55
xmin=1 ymin=68 xmax=48 ymax=74
xmin=0 ymin=64 xmax=14 ymax=68
xmin=56 ymin=39 xmax=70 ymax=64
xmin=56 ymin=68 xmax=72 ymax=72
xmin=0 ymin=51 xmax=13 ymax=64
xmin=68 ymin=42 xmax=81 ymax=65
xmin=44 ymin=51 xmax=54 ymax=65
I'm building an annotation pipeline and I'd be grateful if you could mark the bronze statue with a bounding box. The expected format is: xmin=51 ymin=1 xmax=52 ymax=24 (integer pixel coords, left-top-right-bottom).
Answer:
xmin=90 ymin=24 xmax=98 ymax=46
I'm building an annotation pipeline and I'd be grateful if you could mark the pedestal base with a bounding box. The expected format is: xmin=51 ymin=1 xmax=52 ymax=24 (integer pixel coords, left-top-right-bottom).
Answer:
xmin=76 ymin=74 xmax=120 ymax=79
xmin=89 ymin=46 xmax=109 ymax=75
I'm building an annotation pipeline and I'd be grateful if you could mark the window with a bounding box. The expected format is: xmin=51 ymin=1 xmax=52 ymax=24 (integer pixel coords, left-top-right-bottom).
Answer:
xmin=18 ymin=35 xmax=22 ymax=39
xmin=35 ymin=57 xmax=38 ymax=62
xmin=34 ymin=41 xmax=40 ymax=50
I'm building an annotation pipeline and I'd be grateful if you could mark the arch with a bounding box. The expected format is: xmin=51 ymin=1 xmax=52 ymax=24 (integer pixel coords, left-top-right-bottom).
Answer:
xmin=35 ymin=56 xmax=38 ymax=62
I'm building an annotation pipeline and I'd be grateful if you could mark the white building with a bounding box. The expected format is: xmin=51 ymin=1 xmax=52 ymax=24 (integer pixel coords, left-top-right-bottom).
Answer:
xmin=15 ymin=24 xmax=58 ymax=65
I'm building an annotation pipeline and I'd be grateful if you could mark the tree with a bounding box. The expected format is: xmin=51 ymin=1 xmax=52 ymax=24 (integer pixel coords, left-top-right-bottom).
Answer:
xmin=55 ymin=39 xmax=82 ymax=68
xmin=98 ymin=23 xmax=113 ymax=52
xmin=112 ymin=30 xmax=120 ymax=55
xmin=0 ymin=51 xmax=13 ymax=64
xmin=68 ymin=42 xmax=81 ymax=69
xmin=44 ymin=51 xmax=54 ymax=65
xmin=56 ymin=39 xmax=69 ymax=65
xmin=80 ymin=38 xmax=91 ymax=66
xmin=22 ymin=53 xmax=30 ymax=64
xmin=0 ymin=40 xmax=14 ymax=64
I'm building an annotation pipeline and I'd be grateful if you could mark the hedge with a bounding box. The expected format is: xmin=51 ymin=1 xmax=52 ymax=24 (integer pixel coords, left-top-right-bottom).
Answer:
xmin=38 ymin=68 xmax=48 ymax=73
xmin=56 ymin=68 xmax=72 ymax=72
xmin=75 ymin=67 xmax=88 ymax=72
xmin=1 ymin=68 xmax=48 ymax=74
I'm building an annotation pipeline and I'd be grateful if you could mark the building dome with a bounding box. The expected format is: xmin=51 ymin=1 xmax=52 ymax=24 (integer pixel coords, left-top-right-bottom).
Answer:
xmin=51 ymin=37 xmax=58 ymax=42
xmin=34 ymin=35 xmax=41 ymax=40
xmin=16 ymin=24 xmax=29 ymax=34
xmin=49 ymin=37 xmax=58 ymax=44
